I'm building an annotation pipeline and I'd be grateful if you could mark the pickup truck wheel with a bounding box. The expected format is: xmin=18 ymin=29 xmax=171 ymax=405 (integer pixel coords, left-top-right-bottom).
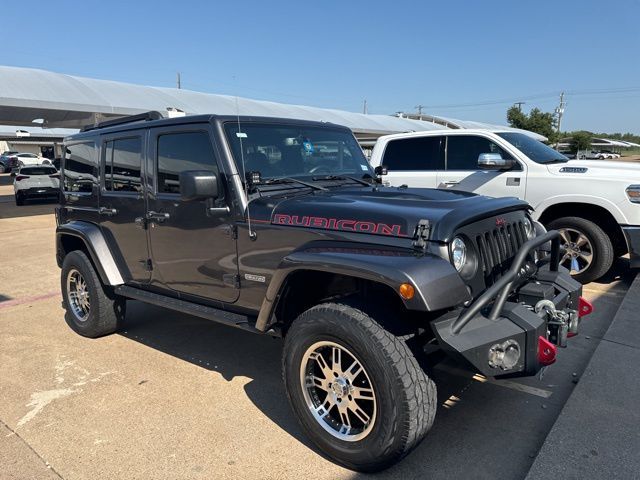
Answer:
xmin=547 ymin=217 xmax=613 ymax=283
xmin=282 ymin=303 xmax=436 ymax=472
xmin=61 ymin=250 xmax=125 ymax=338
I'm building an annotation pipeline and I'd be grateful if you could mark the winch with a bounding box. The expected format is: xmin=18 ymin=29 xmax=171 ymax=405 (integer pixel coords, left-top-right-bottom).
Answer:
xmin=535 ymin=299 xmax=579 ymax=347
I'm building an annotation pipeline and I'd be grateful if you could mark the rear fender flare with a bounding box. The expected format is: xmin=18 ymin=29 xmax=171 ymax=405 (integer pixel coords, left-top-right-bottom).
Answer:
xmin=56 ymin=221 xmax=124 ymax=286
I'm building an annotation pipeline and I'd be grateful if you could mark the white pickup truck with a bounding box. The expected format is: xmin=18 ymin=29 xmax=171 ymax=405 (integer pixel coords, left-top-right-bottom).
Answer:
xmin=370 ymin=129 xmax=640 ymax=283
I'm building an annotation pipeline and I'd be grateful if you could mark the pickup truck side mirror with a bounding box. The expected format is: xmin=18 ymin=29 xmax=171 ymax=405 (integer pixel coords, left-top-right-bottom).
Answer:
xmin=179 ymin=170 xmax=219 ymax=201
xmin=477 ymin=153 xmax=515 ymax=171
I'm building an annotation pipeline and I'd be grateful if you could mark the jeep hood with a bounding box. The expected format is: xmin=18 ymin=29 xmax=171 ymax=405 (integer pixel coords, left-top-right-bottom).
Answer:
xmin=248 ymin=186 xmax=529 ymax=242
xmin=547 ymin=160 xmax=640 ymax=181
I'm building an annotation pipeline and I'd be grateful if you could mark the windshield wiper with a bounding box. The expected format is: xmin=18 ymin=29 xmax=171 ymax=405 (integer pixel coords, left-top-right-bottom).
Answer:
xmin=311 ymin=175 xmax=372 ymax=186
xmin=263 ymin=177 xmax=328 ymax=191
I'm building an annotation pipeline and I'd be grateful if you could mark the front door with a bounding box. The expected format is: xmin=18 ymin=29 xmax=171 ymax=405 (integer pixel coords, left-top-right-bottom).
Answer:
xmin=146 ymin=124 xmax=239 ymax=303
xmin=437 ymin=135 xmax=527 ymax=200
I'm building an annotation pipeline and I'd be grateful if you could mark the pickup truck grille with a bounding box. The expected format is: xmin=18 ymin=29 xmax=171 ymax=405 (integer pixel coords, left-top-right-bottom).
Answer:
xmin=475 ymin=220 xmax=527 ymax=283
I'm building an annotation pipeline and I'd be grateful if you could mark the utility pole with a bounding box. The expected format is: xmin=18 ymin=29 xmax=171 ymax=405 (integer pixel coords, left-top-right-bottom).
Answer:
xmin=363 ymin=99 xmax=368 ymax=114
xmin=415 ymin=104 xmax=426 ymax=116
xmin=555 ymin=91 xmax=565 ymax=147
xmin=176 ymin=72 xmax=181 ymax=89
xmin=514 ymin=101 xmax=526 ymax=111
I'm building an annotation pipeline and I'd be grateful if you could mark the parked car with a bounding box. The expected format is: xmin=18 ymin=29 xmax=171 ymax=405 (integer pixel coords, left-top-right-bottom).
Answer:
xmin=55 ymin=112 xmax=589 ymax=471
xmin=581 ymin=150 xmax=617 ymax=160
xmin=370 ymin=129 xmax=640 ymax=283
xmin=0 ymin=151 xmax=19 ymax=173
xmin=11 ymin=152 xmax=49 ymax=168
xmin=13 ymin=164 xmax=60 ymax=205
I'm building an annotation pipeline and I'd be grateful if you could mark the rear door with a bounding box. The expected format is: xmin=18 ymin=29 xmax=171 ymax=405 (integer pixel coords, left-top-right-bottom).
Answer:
xmin=380 ymin=135 xmax=445 ymax=187
xmin=438 ymin=134 xmax=527 ymax=199
xmin=99 ymin=133 xmax=150 ymax=284
xmin=146 ymin=124 xmax=239 ymax=303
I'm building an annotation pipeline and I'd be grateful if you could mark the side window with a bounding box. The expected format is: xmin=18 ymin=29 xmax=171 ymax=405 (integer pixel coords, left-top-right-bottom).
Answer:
xmin=63 ymin=142 xmax=97 ymax=193
xmin=104 ymin=137 xmax=142 ymax=193
xmin=382 ymin=136 xmax=445 ymax=171
xmin=157 ymin=131 xmax=219 ymax=195
xmin=446 ymin=136 xmax=514 ymax=171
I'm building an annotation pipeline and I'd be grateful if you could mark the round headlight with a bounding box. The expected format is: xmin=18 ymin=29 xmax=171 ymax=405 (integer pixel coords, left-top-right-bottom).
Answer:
xmin=451 ymin=236 xmax=467 ymax=271
xmin=523 ymin=217 xmax=535 ymax=240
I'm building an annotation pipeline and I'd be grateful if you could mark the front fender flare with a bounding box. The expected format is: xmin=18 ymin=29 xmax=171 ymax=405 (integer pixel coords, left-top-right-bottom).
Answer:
xmin=56 ymin=221 xmax=124 ymax=286
xmin=255 ymin=246 xmax=470 ymax=331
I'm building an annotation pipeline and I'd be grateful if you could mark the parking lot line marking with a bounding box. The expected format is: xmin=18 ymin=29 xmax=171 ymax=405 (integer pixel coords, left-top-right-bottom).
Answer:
xmin=0 ymin=291 xmax=59 ymax=310
xmin=435 ymin=364 xmax=553 ymax=398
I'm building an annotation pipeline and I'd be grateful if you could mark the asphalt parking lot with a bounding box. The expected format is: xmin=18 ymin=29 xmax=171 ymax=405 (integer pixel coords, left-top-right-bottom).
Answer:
xmin=0 ymin=172 xmax=636 ymax=480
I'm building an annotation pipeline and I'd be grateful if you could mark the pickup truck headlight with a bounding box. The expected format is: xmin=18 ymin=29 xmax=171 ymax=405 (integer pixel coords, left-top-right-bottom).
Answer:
xmin=451 ymin=236 xmax=467 ymax=271
xmin=626 ymin=185 xmax=640 ymax=203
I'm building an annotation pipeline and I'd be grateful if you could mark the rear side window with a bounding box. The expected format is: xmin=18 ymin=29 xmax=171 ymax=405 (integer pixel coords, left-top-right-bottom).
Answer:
xmin=157 ymin=131 xmax=219 ymax=194
xmin=446 ymin=136 xmax=513 ymax=170
xmin=63 ymin=142 xmax=97 ymax=193
xmin=382 ymin=136 xmax=445 ymax=171
xmin=104 ymin=137 xmax=142 ymax=193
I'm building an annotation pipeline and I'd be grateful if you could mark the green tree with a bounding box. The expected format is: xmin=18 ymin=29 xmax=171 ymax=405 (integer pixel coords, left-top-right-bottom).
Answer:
xmin=570 ymin=131 xmax=592 ymax=153
xmin=506 ymin=106 xmax=558 ymax=144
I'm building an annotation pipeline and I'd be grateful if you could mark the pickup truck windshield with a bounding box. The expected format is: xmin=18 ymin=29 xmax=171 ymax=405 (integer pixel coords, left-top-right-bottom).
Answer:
xmin=224 ymin=123 xmax=373 ymax=179
xmin=497 ymin=132 xmax=568 ymax=164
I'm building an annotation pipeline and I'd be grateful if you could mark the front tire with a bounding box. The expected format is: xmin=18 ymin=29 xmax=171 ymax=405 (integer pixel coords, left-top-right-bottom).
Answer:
xmin=547 ymin=216 xmax=614 ymax=283
xmin=61 ymin=250 xmax=126 ymax=338
xmin=282 ymin=303 xmax=436 ymax=472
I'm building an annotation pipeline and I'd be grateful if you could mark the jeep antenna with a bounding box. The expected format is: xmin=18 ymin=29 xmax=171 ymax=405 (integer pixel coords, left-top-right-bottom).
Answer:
xmin=234 ymin=82 xmax=257 ymax=241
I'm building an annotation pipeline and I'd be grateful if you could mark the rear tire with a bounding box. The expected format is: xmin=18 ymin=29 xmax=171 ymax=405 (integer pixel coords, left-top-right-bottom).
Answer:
xmin=282 ymin=302 xmax=436 ymax=472
xmin=15 ymin=193 xmax=25 ymax=206
xmin=61 ymin=250 xmax=126 ymax=338
xmin=0 ymin=164 xmax=5 ymax=173
xmin=547 ymin=216 xmax=614 ymax=283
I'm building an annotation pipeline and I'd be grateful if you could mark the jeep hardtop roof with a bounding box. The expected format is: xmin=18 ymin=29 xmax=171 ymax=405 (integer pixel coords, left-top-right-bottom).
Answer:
xmin=64 ymin=112 xmax=347 ymax=143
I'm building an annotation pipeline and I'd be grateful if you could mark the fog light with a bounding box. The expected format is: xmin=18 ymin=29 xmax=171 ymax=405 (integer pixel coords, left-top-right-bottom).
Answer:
xmin=488 ymin=339 xmax=521 ymax=370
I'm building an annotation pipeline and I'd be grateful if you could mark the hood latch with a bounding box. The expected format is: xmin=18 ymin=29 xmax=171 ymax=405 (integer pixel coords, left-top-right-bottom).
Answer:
xmin=412 ymin=219 xmax=431 ymax=250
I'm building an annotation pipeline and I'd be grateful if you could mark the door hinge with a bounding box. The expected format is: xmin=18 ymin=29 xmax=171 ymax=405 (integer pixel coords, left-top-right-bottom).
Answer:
xmin=412 ymin=219 xmax=431 ymax=250
xmin=223 ymin=274 xmax=241 ymax=289
xmin=141 ymin=259 xmax=153 ymax=271
xmin=222 ymin=224 xmax=238 ymax=239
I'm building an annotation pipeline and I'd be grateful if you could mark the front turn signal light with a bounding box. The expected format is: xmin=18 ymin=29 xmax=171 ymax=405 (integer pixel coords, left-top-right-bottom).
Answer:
xmin=399 ymin=283 xmax=415 ymax=300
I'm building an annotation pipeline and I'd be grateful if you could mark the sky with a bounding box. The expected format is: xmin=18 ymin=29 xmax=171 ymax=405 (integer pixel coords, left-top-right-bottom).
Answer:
xmin=3 ymin=0 xmax=640 ymax=133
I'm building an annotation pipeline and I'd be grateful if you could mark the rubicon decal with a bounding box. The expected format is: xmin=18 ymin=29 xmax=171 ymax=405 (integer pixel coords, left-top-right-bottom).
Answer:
xmin=272 ymin=214 xmax=405 ymax=236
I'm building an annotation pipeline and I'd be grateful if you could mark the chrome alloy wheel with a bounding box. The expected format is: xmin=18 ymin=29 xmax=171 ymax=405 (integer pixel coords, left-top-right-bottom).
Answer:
xmin=66 ymin=268 xmax=91 ymax=322
xmin=300 ymin=341 xmax=377 ymax=442
xmin=558 ymin=228 xmax=594 ymax=274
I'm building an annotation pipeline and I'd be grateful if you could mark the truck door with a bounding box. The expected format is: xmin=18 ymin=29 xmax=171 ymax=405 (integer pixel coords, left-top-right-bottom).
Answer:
xmin=437 ymin=134 xmax=527 ymax=200
xmin=380 ymin=135 xmax=445 ymax=188
xmin=146 ymin=124 xmax=239 ymax=304
xmin=99 ymin=133 xmax=151 ymax=284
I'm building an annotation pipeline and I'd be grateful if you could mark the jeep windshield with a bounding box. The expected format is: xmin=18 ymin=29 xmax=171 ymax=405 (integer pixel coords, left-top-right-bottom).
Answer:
xmin=497 ymin=132 xmax=568 ymax=164
xmin=223 ymin=123 xmax=375 ymax=184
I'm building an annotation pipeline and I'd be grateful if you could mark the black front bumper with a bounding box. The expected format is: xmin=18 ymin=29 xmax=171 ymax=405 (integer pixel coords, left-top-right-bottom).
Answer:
xmin=432 ymin=231 xmax=583 ymax=377
xmin=622 ymin=226 xmax=640 ymax=269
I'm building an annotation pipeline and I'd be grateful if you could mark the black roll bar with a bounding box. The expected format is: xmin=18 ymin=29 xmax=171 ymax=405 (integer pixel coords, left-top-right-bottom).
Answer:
xmin=451 ymin=231 xmax=561 ymax=335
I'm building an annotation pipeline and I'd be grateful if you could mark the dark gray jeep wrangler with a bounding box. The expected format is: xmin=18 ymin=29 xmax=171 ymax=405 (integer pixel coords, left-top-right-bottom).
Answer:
xmin=55 ymin=112 xmax=592 ymax=471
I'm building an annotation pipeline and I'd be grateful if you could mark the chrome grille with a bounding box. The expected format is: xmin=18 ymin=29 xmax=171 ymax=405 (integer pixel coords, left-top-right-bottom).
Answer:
xmin=475 ymin=220 xmax=527 ymax=283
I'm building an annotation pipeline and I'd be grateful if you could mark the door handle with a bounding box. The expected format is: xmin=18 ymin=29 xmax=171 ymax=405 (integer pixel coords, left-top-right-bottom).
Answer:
xmin=99 ymin=207 xmax=118 ymax=216
xmin=146 ymin=211 xmax=170 ymax=223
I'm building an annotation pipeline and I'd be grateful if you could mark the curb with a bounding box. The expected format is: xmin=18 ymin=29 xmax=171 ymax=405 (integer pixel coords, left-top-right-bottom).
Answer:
xmin=526 ymin=274 xmax=640 ymax=479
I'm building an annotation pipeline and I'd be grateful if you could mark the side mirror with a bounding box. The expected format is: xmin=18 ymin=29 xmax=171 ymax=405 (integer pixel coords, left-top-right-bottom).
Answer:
xmin=179 ymin=170 xmax=219 ymax=201
xmin=477 ymin=153 xmax=515 ymax=171
xmin=374 ymin=165 xmax=388 ymax=176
